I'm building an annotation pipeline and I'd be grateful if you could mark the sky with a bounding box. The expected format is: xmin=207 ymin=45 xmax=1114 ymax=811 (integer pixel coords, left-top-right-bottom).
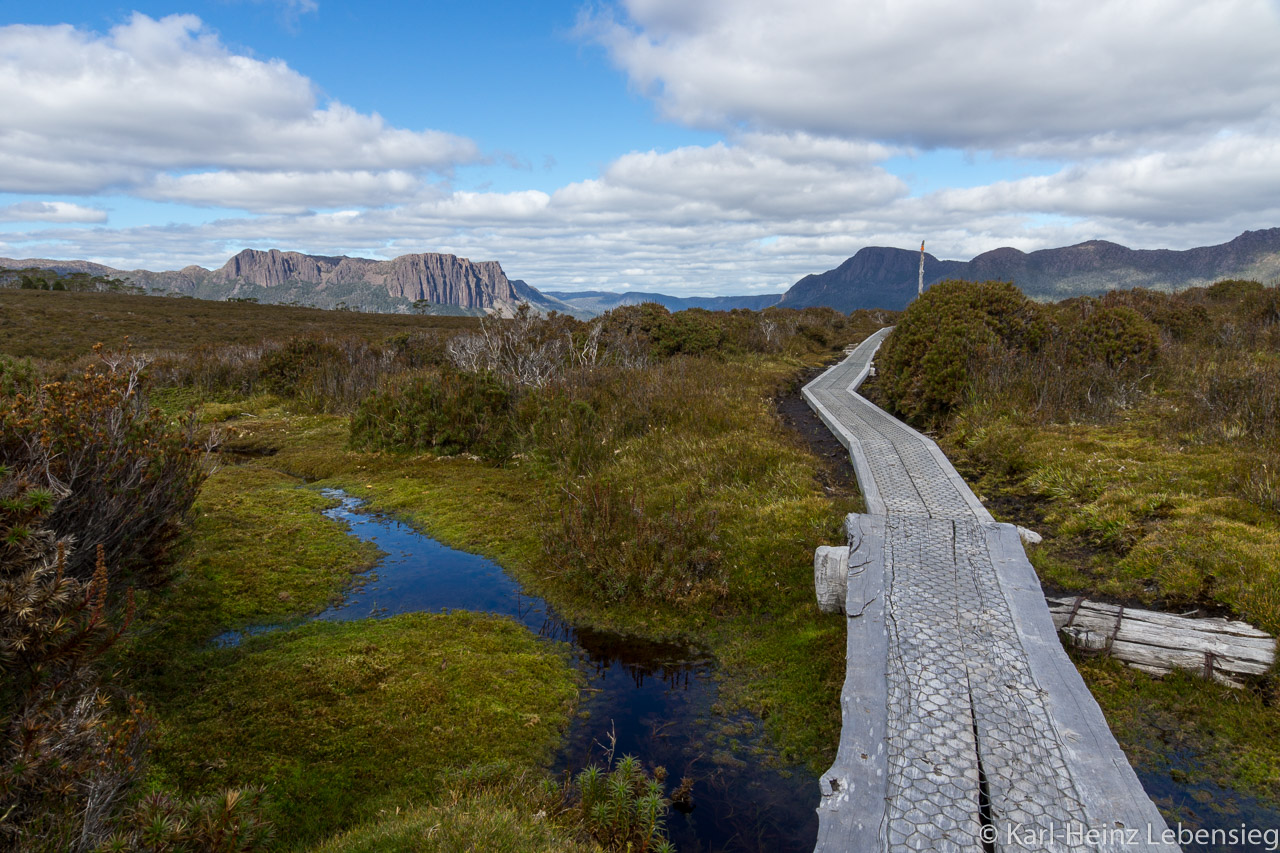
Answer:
xmin=2 ymin=0 xmax=1279 ymax=296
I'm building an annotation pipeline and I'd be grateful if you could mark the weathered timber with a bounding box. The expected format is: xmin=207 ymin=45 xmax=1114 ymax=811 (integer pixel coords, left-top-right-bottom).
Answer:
xmin=818 ymin=548 xmax=1275 ymax=687
xmin=814 ymin=545 xmax=847 ymax=614
xmin=1048 ymin=597 xmax=1276 ymax=688
xmin=805 ymin=332 xmax=1178 ymax=851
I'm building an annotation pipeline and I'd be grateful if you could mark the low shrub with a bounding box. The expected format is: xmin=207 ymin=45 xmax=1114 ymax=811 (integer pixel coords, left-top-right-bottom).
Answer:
xmin=257 ymin=336 xmax=345 ymax=397
xmin=572 ymin=754 xmax=672 ymax=853
xmin=1100 ymin=288 xmax=1210 ymax=343
xmin=0 ymin=346 xmax=208 ymax=583
xmin=1172 ymin=353 xmax=1280 ymax=442
xmin=350 ymin=368 xmax=517 ymax=461
xmin=0 ymin=467 xmax=270 ymax=852
xmin=1205 ymin=279 xmax=1266 ymax=303
xmin=517 ymin=389 xmax=610 ymax=475
xmin=97 ymin=788 xmax=274 ymax=853
xmin=0 ymin=355 xmax=36 ymax=397
xmin=1058 ymin=300 xmax=1161 ymax=372
xmin=158 ymin=330 xmax=460 ymax=412
xmin=875 ymin=280 xmax=1045 ymax=427
xmin=544 ymin=478 xmax=726 ymax=604
xmin=0 ymin=468 xmax=140 ymax=852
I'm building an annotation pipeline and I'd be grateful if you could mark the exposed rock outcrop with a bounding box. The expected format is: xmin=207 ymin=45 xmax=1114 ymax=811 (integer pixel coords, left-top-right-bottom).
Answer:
xmin=1 ymin=248 xmax=575 ymax=316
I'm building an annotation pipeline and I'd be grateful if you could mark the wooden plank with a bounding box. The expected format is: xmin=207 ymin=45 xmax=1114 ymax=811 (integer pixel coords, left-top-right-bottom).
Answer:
xmin=1052 ymin=611 xmax=1275 ymax=659
xmin=815 ymin=514 xmax=890 ymax=852
xmin=984 ymin=522 xmax=1179 ymax=851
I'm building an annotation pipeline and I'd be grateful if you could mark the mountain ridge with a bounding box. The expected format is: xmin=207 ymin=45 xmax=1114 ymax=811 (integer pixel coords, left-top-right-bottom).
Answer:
xmin=5 ymin=228 xmax=1278 ymax=317
xmin=779 ymin=227 xmax=1280 ymax=312
xmin=0 ymin=248 xmax=579 ymax=317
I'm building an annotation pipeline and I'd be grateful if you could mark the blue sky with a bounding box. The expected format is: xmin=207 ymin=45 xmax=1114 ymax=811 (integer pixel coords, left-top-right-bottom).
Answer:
xmin=2 ymin=1 xmax=1279 ymax=294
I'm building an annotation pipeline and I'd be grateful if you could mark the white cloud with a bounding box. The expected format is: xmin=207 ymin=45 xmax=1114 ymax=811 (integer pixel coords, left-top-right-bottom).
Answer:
xmin=587 ymin=0 xmax=1280 ymax=151
xmin=3 ymin=8 xmax=1279 ymax=297
xmin=12 ymin=128 xmax=1277 ymax=296
xmin=0 ymin=201 xmax=108 ymax=224
xmin=0 ymin=14 xmax=478 ymax=200
xmin=928 ymin=133 xmax=1280 ymax=223
xmin=140 ymin=170 xmax=428 ymax=213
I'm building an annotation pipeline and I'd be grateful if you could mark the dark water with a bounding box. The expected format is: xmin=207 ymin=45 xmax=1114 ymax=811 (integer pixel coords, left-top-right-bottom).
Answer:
xmin=222 ymin=489 xmax=818 ymax=853
xmin=1139 ymin=760 xmax=1280 ymax=852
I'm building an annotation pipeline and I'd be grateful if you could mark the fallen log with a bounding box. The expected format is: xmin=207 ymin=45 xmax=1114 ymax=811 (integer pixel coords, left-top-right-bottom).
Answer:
xmin=1047 ymin=596 xmax=1275 ymax=688
xmin=814 ymin=545 xmax=1277 ymax=688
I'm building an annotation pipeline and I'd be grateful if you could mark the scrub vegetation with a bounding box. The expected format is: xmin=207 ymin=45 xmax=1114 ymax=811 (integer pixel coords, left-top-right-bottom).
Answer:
xmin=0 ymin=285 xmax=883 ymax=850
xmin=867 ymin=278 xmax=1280 ymax=807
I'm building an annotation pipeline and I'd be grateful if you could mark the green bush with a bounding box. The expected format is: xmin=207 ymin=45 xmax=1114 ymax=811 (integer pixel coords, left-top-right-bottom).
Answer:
xmin=1055 ymin=300 xmax=1160 ymax=371
xmin=875 ymin=280 xmax=1045 ymax=427
xmin=599 ymin=303 xmax=726 ymax=358
xmin=349 ymin=368 xmax=517 ymax=461
xmin=1100 ymin=288 xmax=1210 ymax=342
xmin=517 ymin=389 xmax=610 ymax=475
xmin=257 ymin=336 xmax=345 ymax=398
xmin=1205 ymin=279 xmax=1265 ymax=303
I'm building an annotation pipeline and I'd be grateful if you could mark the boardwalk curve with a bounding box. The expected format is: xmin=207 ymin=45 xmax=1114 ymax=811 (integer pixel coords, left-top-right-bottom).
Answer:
xmin=804 ymin=330 xmax=1178 ymax=852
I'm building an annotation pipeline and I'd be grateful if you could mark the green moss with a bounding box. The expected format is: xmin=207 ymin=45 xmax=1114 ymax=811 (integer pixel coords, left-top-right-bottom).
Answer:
xmin=1078 ymin=656 xmax=1280 ymax=808
xmin=314 ymin=785 xmax=593 ymax=853
xmin=113 ymin=442 xmax=581 ymax=851
xmin=150 ymin=613 xmax=579 ymax=849
xmin=129 ymin=464 xmax=379 ymax=652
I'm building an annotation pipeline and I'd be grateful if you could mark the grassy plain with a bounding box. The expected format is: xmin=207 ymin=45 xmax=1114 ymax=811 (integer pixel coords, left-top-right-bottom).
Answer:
xmin=10 ymin=289 xmax=877 ymax=848
xmin=0 ymin=287 xmax=471 ymax=361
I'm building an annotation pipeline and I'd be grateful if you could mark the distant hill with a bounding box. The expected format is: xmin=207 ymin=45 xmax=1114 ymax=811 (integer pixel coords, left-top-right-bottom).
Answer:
xmin=778 ymin=228 xmax=1280 ymax=312
xmin=0 ymin=249 xmax=582 ymax=317
xmin=544 ymin=290 xmax=781 ymax=315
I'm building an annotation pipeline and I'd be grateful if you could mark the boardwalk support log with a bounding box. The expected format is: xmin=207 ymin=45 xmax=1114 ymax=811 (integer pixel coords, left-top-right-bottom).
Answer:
xmin=818 ymin=546 xmax=1276 ymax=687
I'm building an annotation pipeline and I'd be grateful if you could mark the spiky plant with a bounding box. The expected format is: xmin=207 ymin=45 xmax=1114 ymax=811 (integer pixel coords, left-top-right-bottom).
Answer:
xmin=573 ymin=753 xmax=671 ymax=852
xmin=0 ymin=466 xmax=142 ymax=851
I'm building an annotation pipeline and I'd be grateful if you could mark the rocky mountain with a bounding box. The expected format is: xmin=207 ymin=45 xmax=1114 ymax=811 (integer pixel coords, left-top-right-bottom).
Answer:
xmin=544 ymin=290 xmax=781 ymax=315
xmin=777 ymin=248 xmax=965 ymax=313
xmin=779 ymin=228 xmax=1280 ymax=312
xmin=0 ymin=249 xmax=580 ymax=317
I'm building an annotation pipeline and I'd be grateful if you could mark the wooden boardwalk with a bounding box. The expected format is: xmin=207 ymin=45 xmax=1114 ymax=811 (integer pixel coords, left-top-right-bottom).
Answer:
xmin=804 ymin=330 xmax=1179 ymax=852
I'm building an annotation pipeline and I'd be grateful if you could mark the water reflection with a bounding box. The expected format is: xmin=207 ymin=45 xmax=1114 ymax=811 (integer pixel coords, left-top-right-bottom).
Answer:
xmin=221 ymin=489 xmax=818 ymax=852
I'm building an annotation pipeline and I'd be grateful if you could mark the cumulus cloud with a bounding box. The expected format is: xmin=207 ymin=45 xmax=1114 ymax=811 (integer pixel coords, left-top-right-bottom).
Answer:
xmin=587 ymin=0 xmax=1280 ymax=150
xmin=0 ymin=201 xmax=108 ymax=224
xmin=12 ymin=126 xmax=1278 ymax=296
xmin=0 ymin=14 xmax=479 ymax=201
xmin=140 ymin=170 xmax=429 ymax=214
xmin=926 ymin=133 xmax=1280 ymax=223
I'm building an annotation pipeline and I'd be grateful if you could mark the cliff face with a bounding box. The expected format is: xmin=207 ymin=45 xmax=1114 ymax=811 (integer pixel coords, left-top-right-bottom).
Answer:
xmin=779 ymin=228 xmax=1280 ymax=311
xmin=0 ymin=248 xmax=583 ymax=316
xmin=204 ymin=249 xmax=534 ymax=311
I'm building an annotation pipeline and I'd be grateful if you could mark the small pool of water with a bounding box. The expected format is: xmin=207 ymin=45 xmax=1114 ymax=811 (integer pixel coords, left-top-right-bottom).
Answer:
xmin=222 ymin=489 xmax=818 ymax=852
xmin=1139 ymin=759 xmax=1280 ymax=852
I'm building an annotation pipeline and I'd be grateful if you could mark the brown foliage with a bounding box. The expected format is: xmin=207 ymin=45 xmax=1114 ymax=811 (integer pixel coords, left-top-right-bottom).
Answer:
xmin=0 ymin=470 xmax=143 ymax=852
xmin=0 ymin=344 xmax=209 ymax=583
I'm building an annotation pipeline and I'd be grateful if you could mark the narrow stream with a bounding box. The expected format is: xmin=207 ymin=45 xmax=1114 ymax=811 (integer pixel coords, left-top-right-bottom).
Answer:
xmin=222 ymin=489 xmax=819 ymax=852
